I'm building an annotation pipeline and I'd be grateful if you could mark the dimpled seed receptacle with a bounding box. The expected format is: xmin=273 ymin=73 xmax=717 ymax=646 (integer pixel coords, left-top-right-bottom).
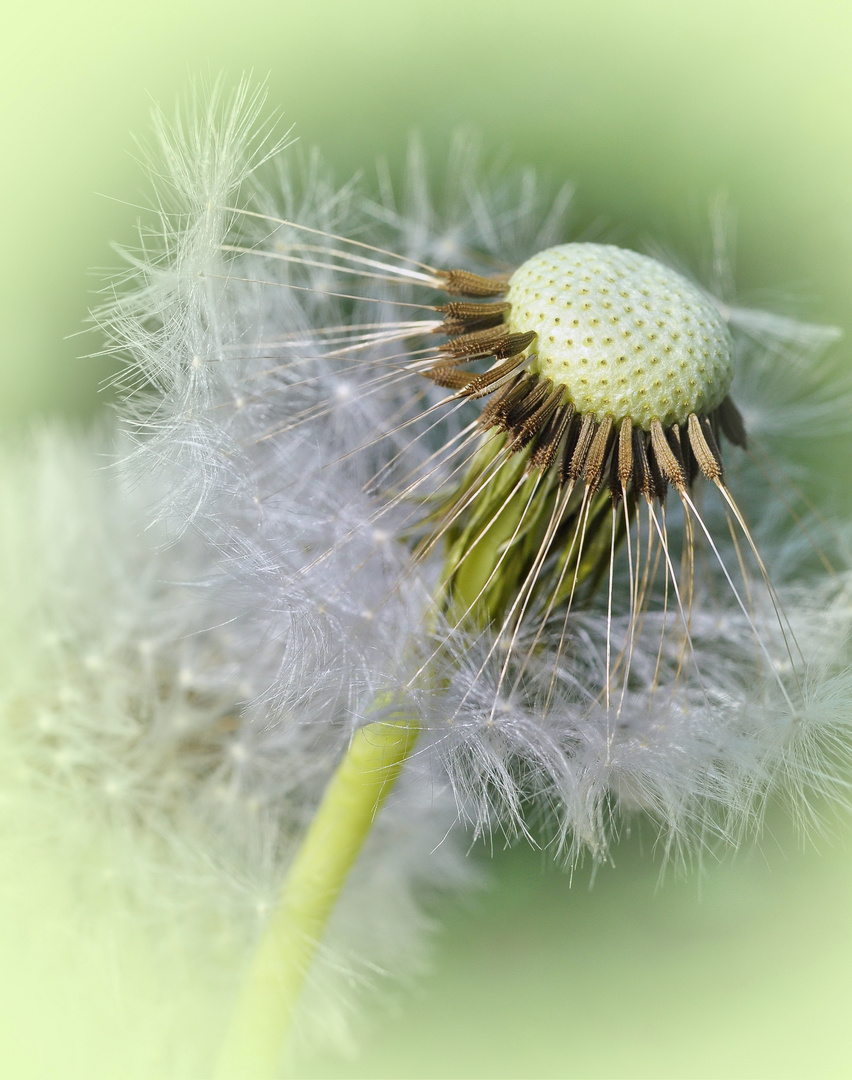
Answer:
xmin=506 ymin=244 xmax=733 ymax=431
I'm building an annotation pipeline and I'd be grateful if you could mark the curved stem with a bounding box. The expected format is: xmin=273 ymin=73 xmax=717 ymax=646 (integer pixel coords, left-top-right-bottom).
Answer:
xmin=215 ymin=717 xmax=420 ymax=1079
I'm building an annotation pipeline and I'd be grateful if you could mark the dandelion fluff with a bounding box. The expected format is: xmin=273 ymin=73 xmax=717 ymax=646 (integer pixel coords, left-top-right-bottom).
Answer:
xmin=101 ymin=84 xmax=852 ymax=876
xmin=0 ymin=426 xmax=477 ymax=1074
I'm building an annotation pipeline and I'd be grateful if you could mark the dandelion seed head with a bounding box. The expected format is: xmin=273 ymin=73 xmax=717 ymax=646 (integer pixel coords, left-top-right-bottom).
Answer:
xmin=506 ymin=243 xmax=733 ymax=429
xmin=99 ymin=84 xmax=852 ymax=873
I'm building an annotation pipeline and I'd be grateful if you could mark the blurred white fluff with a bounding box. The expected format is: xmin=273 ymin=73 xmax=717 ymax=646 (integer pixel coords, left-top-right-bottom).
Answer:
xmin=425 ymin=561 xmax=852 ymax=865
xmin=98 ymin=81 xmax=852 ymax=872
xmin=0 ymin=426 xmax=476 ymax=1075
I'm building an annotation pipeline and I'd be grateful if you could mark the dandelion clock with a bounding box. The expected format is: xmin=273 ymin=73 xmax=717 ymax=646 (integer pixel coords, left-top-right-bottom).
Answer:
xmin=10 ymin=80 xmax=852 ymax=1078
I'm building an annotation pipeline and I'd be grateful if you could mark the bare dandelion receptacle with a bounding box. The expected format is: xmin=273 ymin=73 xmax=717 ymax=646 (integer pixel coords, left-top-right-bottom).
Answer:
xmin=427 ymin=242 xmax=744 ymax=505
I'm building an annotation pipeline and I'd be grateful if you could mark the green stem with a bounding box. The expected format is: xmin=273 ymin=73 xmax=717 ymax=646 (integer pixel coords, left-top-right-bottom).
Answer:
xmin=215 ymin=717 xmax=420 ymax=1079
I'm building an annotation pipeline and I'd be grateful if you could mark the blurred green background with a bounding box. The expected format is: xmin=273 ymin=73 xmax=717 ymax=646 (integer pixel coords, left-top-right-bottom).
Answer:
xmin=3 ymin=1 xmax=852 ymax=1077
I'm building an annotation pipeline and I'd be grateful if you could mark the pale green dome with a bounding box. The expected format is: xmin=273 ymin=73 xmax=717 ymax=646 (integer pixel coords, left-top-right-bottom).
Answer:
xmin=505 ymin=243 xmax=733 ymax=430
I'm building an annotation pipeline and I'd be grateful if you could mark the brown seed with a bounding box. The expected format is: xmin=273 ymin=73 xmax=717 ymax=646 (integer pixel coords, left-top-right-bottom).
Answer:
xmin=617 ymin=416 xmax=633 ymax=489
xmin=438 ymin=268 xmax=509 ymax=297
xmin=583 ymin=417 xmax=614 ymax=491
xmin=687 ymin=412 xmax=724 ymax=482
xmin=651 ymin=419 xmax=686 ymax=490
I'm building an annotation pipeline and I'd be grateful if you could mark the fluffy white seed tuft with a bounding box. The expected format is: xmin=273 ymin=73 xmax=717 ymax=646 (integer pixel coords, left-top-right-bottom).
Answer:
xmin=0 ymin=426 xmax=479 ymax=1069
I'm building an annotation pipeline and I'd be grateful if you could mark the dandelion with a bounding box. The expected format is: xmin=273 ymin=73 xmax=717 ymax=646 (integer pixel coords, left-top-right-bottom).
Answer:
xmin=99 ymin=83 xmax=852 ymax=1075
xmin=0 ymin=426 xmax=477 ymax=1075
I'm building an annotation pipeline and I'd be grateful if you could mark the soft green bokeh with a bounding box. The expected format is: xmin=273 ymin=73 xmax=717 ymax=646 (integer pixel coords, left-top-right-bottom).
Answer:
xmin=2 ymin=2 xmax=852 ymax=1077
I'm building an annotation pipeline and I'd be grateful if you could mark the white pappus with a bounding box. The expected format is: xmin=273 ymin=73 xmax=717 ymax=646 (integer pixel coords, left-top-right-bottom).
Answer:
xmin=98 ymin=82 xmax=852 ymax=876
xmin=0 ymin=425 xmax=477 ymax=1074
